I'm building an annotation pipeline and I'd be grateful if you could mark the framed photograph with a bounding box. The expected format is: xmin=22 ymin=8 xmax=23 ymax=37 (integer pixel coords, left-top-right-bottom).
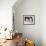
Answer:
xmin=23 ymin=15 xmax=35 ymax=25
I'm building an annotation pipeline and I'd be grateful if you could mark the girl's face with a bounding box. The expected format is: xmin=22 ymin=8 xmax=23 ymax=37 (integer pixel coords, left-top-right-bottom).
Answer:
xmin=26 ymin=19 xmax=29 ymax=22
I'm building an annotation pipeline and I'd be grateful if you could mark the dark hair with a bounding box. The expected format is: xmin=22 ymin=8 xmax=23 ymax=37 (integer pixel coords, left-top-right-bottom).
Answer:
xmin=30 ymin=17 xmax=33 ymax=22
xmin=25 ymin=17 xmax=30 ymax=21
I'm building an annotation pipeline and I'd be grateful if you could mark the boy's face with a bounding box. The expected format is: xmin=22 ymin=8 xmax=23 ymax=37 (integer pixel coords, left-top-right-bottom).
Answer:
xmin=30 ymin=18 xmax=32 ymax=22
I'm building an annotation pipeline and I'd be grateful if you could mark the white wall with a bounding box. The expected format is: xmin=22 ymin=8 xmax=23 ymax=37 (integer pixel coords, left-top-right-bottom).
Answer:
xmin=41 ymin=0 xmax=46 ymax=46
xmin=13 ymin=0 xmax=41 ymax=46
xmin=0 ymin=0 xmax=16 ymax=30
xmin=13 ymin=0 xmax=46 ymax=46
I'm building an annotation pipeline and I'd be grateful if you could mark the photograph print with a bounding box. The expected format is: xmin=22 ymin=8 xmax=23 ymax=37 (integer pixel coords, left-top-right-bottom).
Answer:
xmin=23 ymin=15 xmax=35 ymax=25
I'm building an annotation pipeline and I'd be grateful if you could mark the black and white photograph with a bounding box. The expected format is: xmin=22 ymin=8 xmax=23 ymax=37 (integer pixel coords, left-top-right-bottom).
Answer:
xmin=23 ymin=15 xmax=35 ymax=25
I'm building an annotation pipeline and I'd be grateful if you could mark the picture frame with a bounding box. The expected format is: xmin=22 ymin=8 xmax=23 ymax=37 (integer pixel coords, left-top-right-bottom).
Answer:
xmin=23 ymin=15 xmax=35 ymax=25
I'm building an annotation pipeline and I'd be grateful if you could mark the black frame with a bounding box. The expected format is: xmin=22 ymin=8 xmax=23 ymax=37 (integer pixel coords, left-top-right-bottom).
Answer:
xmin=23 ymin=15 xmax=35 ymax=25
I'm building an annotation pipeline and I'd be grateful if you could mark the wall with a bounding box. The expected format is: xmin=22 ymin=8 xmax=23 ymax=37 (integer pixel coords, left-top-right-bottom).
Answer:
xmin=41 ymin=0 xmax=46 ymax=46
xmin=13 ymin=0 xmax=41 ymax=46
xmin=0 ymin=0 xmax=16 ymax=30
